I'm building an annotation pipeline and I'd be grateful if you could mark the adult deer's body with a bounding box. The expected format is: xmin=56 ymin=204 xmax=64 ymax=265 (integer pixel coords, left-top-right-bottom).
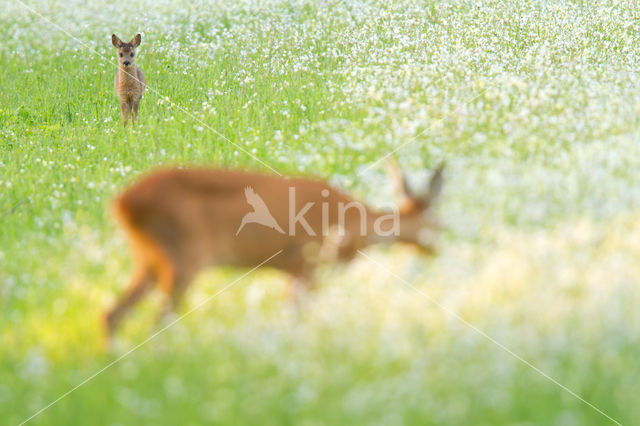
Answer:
xmin=105 ymin=166 xmax=443 ymax=336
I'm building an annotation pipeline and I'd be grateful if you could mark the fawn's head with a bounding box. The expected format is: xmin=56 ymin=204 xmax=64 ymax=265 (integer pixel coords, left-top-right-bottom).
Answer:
xmin=388 ymin=163 xmax=445 ymax=254
xmin=112 ymin=34 xmax=141 ymax=69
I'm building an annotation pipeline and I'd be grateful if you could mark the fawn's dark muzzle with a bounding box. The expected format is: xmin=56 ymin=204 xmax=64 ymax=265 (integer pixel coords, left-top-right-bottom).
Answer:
xmin=123 ymin=61 xmax=131 ymax=66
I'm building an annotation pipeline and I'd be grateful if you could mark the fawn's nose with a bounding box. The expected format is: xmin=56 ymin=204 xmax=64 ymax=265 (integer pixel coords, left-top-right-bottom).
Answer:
xmin=123 ymin=61 xmax=131 ymax=66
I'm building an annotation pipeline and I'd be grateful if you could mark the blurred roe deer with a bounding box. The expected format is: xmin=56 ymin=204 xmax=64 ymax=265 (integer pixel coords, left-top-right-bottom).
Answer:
xmin=111 ymin=33 xmax=146 ymax=126
xmin=105 ymin=165 xmax=444 ymax=336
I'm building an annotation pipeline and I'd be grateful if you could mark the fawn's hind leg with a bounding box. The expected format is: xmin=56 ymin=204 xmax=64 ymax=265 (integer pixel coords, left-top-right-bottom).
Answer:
xmin=105 ymin=268 xmax=154 ymax=337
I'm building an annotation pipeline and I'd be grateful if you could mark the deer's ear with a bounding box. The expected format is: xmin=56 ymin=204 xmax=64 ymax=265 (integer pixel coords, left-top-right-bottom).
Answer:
xmin=112 ymin=34 xmax=122 ymax=48
xmin=422 ymin=162 xmax=445 ymax=208
xmin=131 ymin=34 xmax=141 ymax=47
xmin=386 ymin=161 xmax=417 ymax=212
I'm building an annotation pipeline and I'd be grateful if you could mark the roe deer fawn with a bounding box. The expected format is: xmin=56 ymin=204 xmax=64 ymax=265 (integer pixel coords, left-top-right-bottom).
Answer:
xmin=104 ymin=165 xmax=444 ymax=336
xmin=112 ymin=33 xmax=146 ymax=126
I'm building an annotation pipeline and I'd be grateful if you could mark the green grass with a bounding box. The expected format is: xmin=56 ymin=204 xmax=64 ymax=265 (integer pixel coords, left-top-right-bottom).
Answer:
xmin=2 ymin=0 xmax=640 ymax=424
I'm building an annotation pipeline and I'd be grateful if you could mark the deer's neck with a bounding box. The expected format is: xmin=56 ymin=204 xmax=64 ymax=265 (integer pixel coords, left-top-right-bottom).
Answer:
xmin=363 ymin=207 xmax=402 ymax=246
xmin=118 ymin=65 xmax=137 ymax=83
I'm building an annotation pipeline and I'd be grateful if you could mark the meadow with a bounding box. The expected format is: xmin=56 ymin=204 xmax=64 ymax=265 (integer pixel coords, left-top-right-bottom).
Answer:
xmin=2 ymin=0 xmax=640 ymax=424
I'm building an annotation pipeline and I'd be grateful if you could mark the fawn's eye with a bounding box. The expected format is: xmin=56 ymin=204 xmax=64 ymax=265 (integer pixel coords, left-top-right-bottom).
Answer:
xmin=119 ymin=53 xmax=123 ymax=57
xmin=130 ymin=53 xmax=134 ymax=57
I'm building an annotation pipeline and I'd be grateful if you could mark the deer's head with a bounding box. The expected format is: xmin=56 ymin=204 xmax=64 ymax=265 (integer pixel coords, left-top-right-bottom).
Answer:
xmin=112 ymin=33 xmax=141 ymax=70
xmin=389 ymin=163 xmax=445 ymax=254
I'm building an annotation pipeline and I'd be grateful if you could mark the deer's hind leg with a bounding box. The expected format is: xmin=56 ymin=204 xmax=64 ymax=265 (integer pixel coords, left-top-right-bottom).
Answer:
xmin=154 ymin=252 xmax=202 ymax=326
xmin=105 ymin=266 xmax=154 ymax=337
xmin=284 ymin=252 xmax=317 ymax=302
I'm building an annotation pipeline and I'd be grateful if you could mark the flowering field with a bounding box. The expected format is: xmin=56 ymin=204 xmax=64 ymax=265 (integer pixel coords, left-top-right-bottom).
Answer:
xmin=2 ymin=0 xmax=640 ymax=424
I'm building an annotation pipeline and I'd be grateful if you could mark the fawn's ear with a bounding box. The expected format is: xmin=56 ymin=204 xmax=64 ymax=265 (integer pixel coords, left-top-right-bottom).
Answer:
xmin=131 ymin=34 xmax=141 ymax=47
xmin=422 ymin=162 xmax=445 ymax=208
xmin=112 ymin=34 xmax=122 ymax=48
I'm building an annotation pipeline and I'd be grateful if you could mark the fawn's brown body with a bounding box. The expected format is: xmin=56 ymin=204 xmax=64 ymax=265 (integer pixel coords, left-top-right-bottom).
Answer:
xmin=112 ymin=34 xmax=146 ymax=126
xmin=105 ymin=166 xmax=443 ymax=336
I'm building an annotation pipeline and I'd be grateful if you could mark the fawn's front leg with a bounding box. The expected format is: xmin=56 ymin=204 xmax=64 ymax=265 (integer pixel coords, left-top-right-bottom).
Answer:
xmin=120 ymin=101 xmax=131 ymax=127
xmin=132 ymin=100 xmax=140 ymax=125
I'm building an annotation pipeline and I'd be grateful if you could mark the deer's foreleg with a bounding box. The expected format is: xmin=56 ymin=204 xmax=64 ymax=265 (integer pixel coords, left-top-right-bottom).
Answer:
xmin=132 ymin=99 xmax=140 ymax=125
xmin=120 ymin=101 xmax=131 ymax=127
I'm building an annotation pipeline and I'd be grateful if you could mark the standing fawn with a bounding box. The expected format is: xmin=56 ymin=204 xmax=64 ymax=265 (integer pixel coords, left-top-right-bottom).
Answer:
xmin=104 ymin=165 xmax=444 ymax=336
xmin=112 ymin=33 xmax=146 ymax=126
